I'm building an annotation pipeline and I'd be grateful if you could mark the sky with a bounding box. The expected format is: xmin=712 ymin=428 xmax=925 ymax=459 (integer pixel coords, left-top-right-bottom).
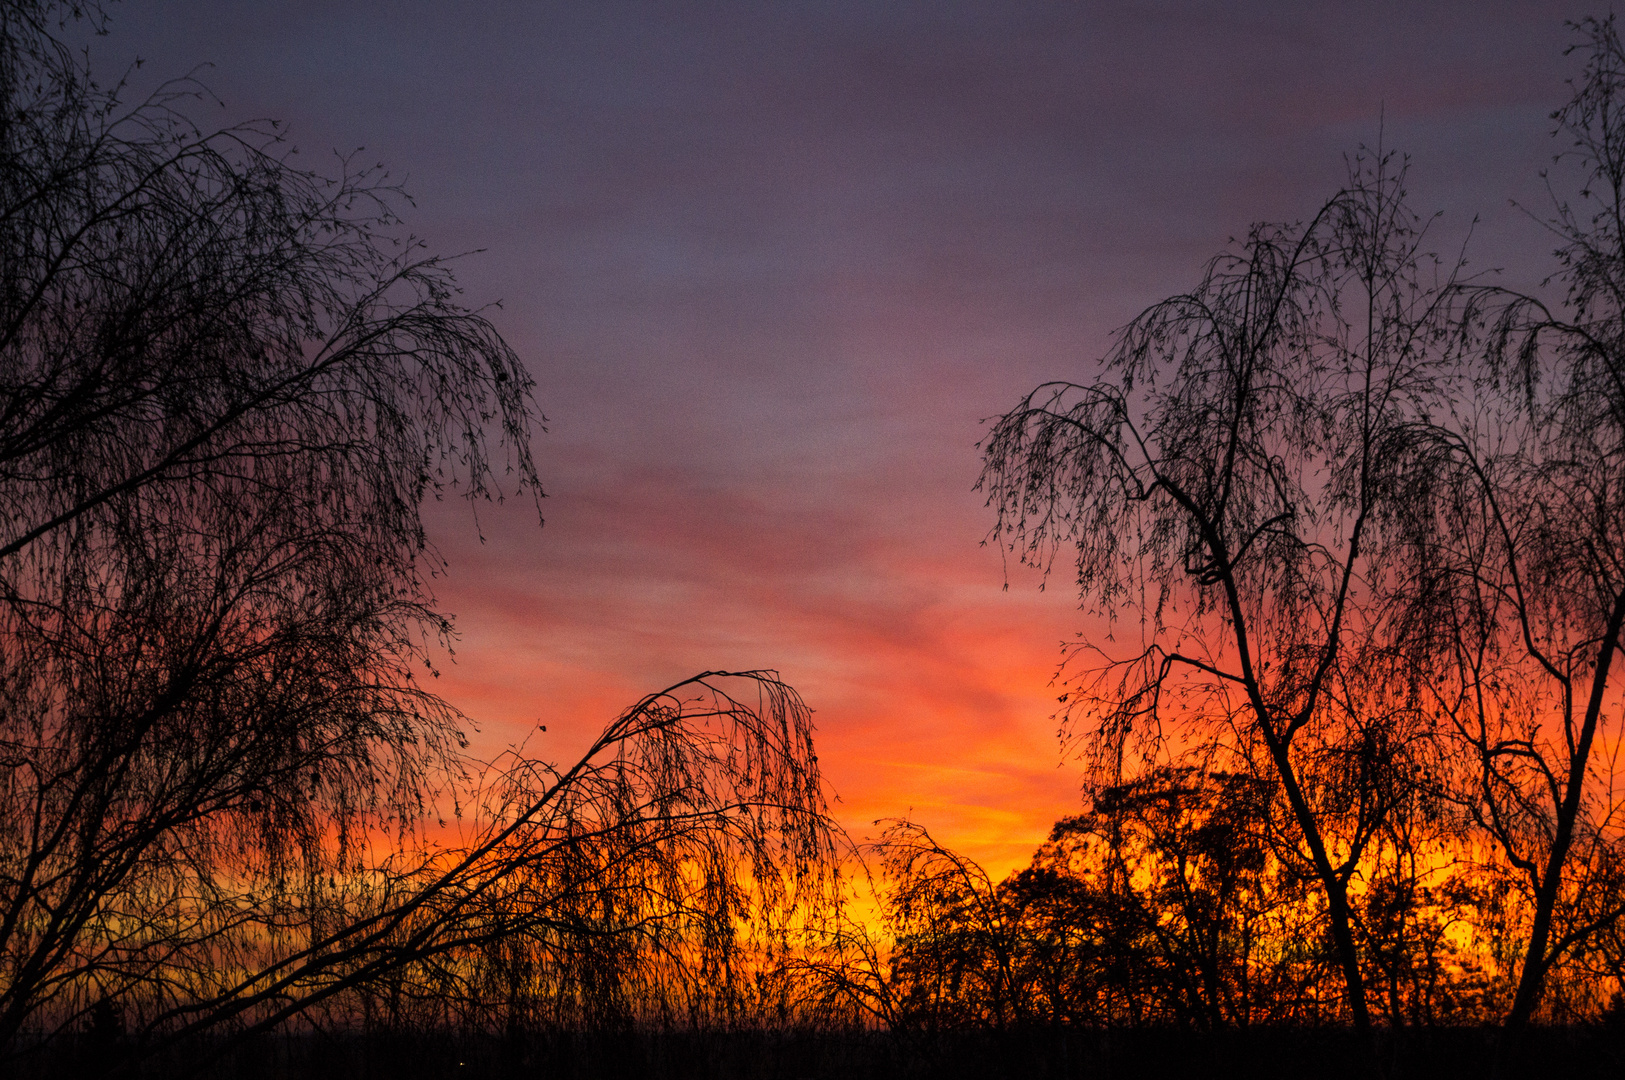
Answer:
xmin=105 ymin=0 xmax=1578 ymax=876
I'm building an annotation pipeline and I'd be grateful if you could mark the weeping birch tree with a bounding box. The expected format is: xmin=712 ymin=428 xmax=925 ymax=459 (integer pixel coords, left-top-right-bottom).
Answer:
xmin=980 ymin=153 xmax=1458 ymax=1032
xmin=1397 ymin=14 xmax=1625 ymax=1027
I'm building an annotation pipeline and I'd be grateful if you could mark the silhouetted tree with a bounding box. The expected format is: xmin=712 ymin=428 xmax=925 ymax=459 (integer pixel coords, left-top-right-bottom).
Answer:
xmin=875 ymin=821 xmax=1026 ymax=1030
xmin=1076 ymin=768 xmax=1325 ymax=1027
xmin=135 ymin=671 xmax=831 ymax=1051
xmin=1396 ymin=14 xmax=1625 ymax=1027
xmin=980 ymin=151 xmax=1456 ymax=1031
xmin=0 ymin=3 xmax=834 ymax=1069
xmin=1015 ymin=769 xmax=1326 ymax=1028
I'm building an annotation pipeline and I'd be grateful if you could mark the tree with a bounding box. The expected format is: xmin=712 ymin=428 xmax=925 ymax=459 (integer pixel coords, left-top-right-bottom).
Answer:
xmin=871 ymin=820 xmax=1025 ymax=1031
xmin=979 ymin=152 xmax=1455 ymax=1032
xmin=0 ymin=3 xmax=833 ymax=1067
xmin=127 ymin=671 xmax=830 ymax=1051
xmin=1399 ymin=14 xmax=1625 ymax=1027
xmin=1069 ymin=767 xmax=1318 ymax=1028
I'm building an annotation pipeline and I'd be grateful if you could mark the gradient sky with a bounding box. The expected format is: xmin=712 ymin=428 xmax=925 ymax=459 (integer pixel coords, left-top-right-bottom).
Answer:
xmin=109 ymin=0 xmax=1576 ymax=875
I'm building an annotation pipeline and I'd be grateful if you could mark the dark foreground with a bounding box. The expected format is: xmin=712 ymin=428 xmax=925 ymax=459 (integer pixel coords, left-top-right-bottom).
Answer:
xmin=12 ymin=1025 xmax=1625 ymax=1080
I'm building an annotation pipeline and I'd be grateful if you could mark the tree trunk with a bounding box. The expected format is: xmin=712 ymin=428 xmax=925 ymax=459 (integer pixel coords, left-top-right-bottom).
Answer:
xmin=1505 ymin=589 xmax=1625 ymax=1027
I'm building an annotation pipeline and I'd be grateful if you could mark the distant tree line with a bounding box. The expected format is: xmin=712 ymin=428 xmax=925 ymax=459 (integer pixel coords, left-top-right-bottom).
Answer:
xmin=800 ymin=779 xmax=1619 ymax=1036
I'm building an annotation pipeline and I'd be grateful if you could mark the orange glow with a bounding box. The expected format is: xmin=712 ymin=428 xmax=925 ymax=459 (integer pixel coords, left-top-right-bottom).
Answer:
xmin=426 ymin=472 xmax=1097 ymax=881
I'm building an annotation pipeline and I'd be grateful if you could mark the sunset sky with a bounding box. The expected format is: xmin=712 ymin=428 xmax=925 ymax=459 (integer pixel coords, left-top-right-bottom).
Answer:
xmin=113 ymin=0 xmax=1574 ymax=876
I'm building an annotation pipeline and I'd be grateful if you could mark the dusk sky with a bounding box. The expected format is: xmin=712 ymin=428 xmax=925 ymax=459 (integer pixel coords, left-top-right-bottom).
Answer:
xmin=110 ymin=0 xmax=1576 ymax=874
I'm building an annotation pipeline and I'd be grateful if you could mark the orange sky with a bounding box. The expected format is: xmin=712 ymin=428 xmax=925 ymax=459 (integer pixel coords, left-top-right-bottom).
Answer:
xmin=426 ymin=478 xmax=1097 ymax=879
xmin=114 ymin=0 xmax=1577 ymax=880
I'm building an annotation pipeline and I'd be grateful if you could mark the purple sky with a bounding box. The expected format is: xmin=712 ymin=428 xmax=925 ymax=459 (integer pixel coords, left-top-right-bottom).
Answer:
xmin=107 ymin=0 xmax=1579 ymax=871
